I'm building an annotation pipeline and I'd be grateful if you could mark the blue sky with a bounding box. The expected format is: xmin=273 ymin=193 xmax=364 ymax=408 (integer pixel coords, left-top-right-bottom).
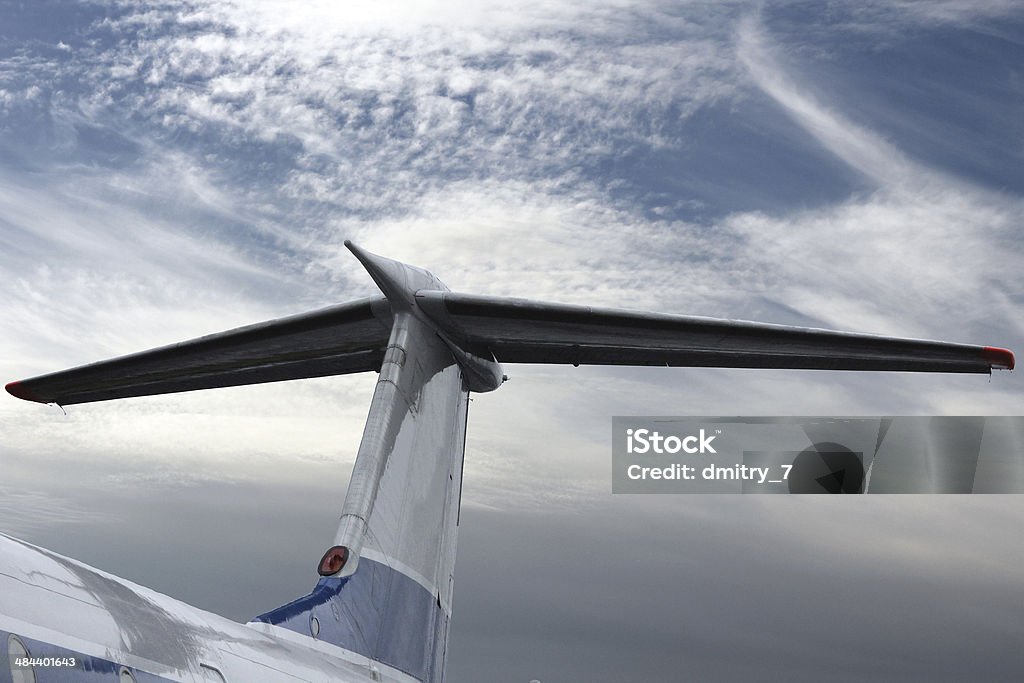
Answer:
xmin=1 ymin=1 xmax=1023 ymax=681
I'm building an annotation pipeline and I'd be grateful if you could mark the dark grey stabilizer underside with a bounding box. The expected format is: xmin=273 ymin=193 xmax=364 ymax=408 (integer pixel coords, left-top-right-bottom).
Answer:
xmin=6 ymin=249 xmax=1014 ymax=406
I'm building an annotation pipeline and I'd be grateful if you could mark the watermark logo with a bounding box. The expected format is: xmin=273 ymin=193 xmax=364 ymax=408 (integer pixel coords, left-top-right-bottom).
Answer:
xmin=625 ymin=428 xmax=718 ymax=454
xmin=612 ymin=417 xmax=1020 ymax=494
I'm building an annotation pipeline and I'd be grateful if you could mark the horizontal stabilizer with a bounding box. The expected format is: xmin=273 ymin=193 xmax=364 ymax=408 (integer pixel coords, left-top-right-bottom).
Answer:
xmin=6 ymin=298 xmax=390 ymax=405
xmin=6 ymin=258 xmax=1014 ymax=407
xmin=414 ymin=292 xmax=1015 ymax=374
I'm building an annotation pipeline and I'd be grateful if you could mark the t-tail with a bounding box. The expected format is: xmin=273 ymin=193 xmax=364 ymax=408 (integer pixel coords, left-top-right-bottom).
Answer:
xmin=5 ymin=242 xmax=1014 ymax=682
xmin=250 ymin=244 xmax=484 ymax=682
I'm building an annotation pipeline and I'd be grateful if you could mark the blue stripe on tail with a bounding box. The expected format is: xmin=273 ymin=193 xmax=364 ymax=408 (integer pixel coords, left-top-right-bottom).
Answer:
xmin=254 ymin=558 xmax=446 ymax=682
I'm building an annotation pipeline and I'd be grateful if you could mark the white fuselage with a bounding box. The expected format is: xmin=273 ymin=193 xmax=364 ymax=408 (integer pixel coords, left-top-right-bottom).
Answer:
xmin=0 ymin=534 xmax=415 ymax=682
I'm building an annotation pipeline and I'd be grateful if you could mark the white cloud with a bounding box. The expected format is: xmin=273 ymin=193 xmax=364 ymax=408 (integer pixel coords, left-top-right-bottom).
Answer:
xmin=732 ymin=16 xmax=1023 ymax=343
xmin=1 ymin=1 xmax=1021 ymax=521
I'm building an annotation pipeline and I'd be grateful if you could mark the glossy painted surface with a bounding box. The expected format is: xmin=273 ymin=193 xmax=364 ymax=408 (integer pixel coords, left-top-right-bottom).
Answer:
xmin=255 ymin=560 xmax=443 ymax=681
xmin=0 ymin=534 xmax=416 ymax=682
xmin=327 ymin=244 xmax=471 ymax=681
xmin=7 ymin=245 xmax=1012 ymax=408
xmin=3 ymin=297 xmax=392 ymax=406
xmin=414 ymin=291 xmax=1013 ymax=373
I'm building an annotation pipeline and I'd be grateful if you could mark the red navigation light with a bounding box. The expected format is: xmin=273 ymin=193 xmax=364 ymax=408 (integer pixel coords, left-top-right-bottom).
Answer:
xmin=5 ymin=381 xmax=43 ymax=403
xmin=982 ymin=347 xmax=1015 ymax=370
xmin=317 ymin=546 xmax=349 ymax=576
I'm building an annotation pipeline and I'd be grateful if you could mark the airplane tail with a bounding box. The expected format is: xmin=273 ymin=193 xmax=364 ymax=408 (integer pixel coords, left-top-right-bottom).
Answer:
xmin=6 ymin=242 xmax=1013 ymax=682
xmin=251 ymin=244 xmax=474 ymax=682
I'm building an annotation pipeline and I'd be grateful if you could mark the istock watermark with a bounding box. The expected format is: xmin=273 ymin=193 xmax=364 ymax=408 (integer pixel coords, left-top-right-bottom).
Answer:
xmin=625 ymin=428 xmax=717 ymax=454
xmin=612 ymin=417 xmax=1024 ymax=494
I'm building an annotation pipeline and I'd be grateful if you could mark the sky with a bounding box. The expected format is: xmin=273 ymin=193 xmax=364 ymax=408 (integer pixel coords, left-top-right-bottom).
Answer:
xmin=1 ymin=0 xmax=1023 ymax=680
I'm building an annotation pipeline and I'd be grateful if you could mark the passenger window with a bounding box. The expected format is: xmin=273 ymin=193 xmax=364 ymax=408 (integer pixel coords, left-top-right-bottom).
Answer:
xmin=7 ymin=635 xmax=35 ymax=683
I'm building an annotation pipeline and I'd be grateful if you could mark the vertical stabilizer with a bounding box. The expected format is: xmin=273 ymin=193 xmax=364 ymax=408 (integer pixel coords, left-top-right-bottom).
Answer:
xmin=254 ymin=245 xmax=470 ymax=682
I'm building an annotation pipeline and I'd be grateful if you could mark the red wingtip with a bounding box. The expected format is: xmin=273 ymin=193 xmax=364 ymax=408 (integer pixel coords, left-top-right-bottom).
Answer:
xmin=982 ymin=347 xmax=1015 ymax=371
xmin=5 ymin=381 xmax=44 ymax=403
